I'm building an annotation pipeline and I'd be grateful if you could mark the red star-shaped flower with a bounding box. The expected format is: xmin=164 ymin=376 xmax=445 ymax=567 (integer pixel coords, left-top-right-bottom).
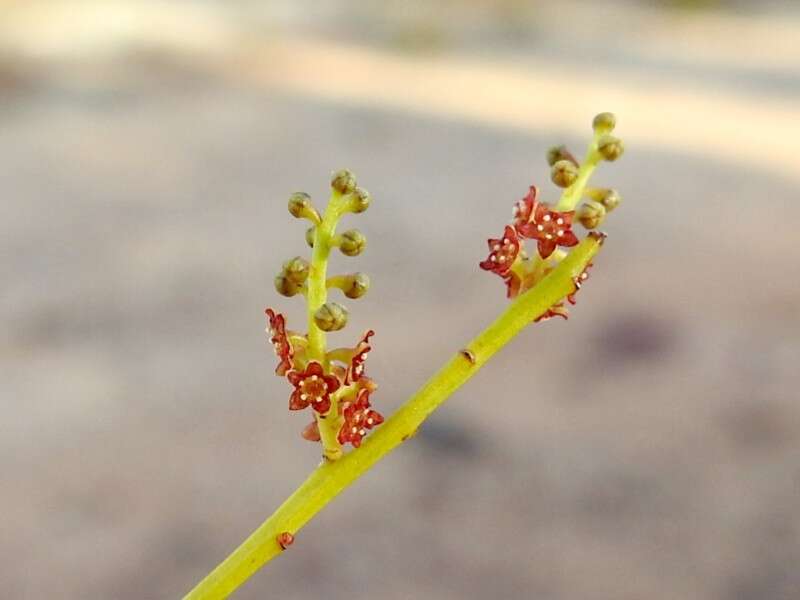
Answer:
xmin=337 ymin=389 xmax=384 ymax=448
xmin=345 ymin=330 xmax=374 ymax=384
xmin=514 ymin=190 xmax=579 ymax=259
xmin=479 ymin=225 xmax=520 ymax=276
xmin=265 ymin=308 xmax=294 ymax=376
xmin=287 ymin=361 xmax=340 ymax=414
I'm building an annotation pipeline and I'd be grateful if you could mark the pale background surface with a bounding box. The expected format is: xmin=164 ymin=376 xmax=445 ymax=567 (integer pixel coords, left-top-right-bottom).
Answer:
xmin=2 ymin=1 xmax=799 ymax=598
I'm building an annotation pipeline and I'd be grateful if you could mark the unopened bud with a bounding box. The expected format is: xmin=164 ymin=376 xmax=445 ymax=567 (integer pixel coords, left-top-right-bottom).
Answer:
xmin=343 ymin=273 xmax=370 ymax=299
xmin=275 ymin=273 xmax=302 ymax=297
xmin=600 ymin=189 xmax=621 ymax=212
xmin=597 ymin=135 xmax=624 ymax=161
xmin=338 ymin=229 xmax=367 ymax=256
xmin=551 ymin=159 xmax=579 ymax=188
xmin=546 ymin=145 xmax=579 ymax=167
xmin=288 ymin=192 xmax=320 ymax=222
xmin=577 ymin=201 xmax=607 ymax=229
xmin=350 ymin=187 xmax=371 ymax=213
xmin=331 ymin=169 xmax=357 ymax=195
xmin=305 ymin=226 xmax=316 ymax=248
xmin=592 ymin=112 xmax=616 ymax=134
xmin=282 ymin=256 xmax=310 ymax=285
xmin=314 ymin=302 xmax=348 ymax=331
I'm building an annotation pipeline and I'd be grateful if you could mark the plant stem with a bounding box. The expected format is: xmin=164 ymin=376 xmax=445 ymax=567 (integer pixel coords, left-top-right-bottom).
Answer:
xmin=184 ymin=233 xmax=603 ymax=600
xmin=307 ymin=193 xmax=348 ymax=460
xmin=556 ymin=136 xmax=600 ymax=212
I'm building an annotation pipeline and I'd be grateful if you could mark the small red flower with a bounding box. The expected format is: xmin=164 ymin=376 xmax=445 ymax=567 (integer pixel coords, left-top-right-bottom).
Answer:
xmin=265 ymin=308 xmax=294 ymax=376
xmin=512 ymin=185 xmax=538 ymax=230
xmin=301 ymin=420 xmax=321 ymax=442
xmin=534 ymin=301 xmax=570 ymax=323
xmin=567 ymin=263 xmax=592 ymax=305
xmin=503 ymin=271 xmax=522 ymax=299
xmin=514 ymin=191 xmax=579 ymax=259
xmin=337 ymin=389 xmax=384 ymax=448
xmin=345 ymin=330 xmax=374 ymax=384
xmin=287 ymin=361 xmax=340 ymax=414
xmin=479 ymin=225 xmax=520 ymax=276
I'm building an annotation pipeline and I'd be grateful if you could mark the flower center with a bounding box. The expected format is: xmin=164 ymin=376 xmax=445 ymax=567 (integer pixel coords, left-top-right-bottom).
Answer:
xmin=300 ymin=376 xmax=326 ymax=402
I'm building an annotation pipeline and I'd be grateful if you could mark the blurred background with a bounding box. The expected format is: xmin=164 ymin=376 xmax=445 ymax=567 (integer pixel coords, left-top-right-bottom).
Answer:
xmin=2 ymin=1 xmax=799 ymax=598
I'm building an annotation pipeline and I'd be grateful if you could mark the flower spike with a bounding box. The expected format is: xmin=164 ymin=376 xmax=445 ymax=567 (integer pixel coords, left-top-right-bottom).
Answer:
xmin=337 ymin=388 xmax=384 ymax=448
xmin=479 ymin=225 xmax=520 ymax=276
xmin=287 ymin=361 xmax=340 ymax=414
xmin=265 ymin=308 xmax=294 ymax=376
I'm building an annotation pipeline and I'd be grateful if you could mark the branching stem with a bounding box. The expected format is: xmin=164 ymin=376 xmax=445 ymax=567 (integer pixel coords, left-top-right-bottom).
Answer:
xmin=184 ymin=234 xmax=603 ymax=600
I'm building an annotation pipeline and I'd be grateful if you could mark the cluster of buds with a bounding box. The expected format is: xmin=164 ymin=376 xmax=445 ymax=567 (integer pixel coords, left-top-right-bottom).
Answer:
xmin=480 ymin=113 xmax=624 ymax=321
xmin=266 ymin=170 xmax=383 ymax=461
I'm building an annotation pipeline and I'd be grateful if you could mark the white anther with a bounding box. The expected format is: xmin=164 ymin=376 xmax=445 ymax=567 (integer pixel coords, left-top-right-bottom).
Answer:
xmin=543 ymin=214 xmax=552 ymax=222
xmin=556 ymin=218 xmax=564 ymax=225
xmin=367 ymin=418 xmax=374 ymax=425
xmin=310 ymin=375 xmax=318 ymax=381
xmin=300 ymin=394 xmax=308 ymax=401
xmin=352 ymin=427 xmax=358 ymax=434
xmin=545 ymin=234 xmax=553 ymax=240
xmin=493 ymin=244 xmax=501 ymax=252
xmin=498 ymin=256 xmax=506 ymax=263
xmin=557 ymin=230 xmax=564 ymax=236
xmin=503 ymin=238 xmax=509 ymax=245
xmin=537 ymin=224 xmax=544 ymax=232
xmin=490 ymin=256 xmax=497 ymax=262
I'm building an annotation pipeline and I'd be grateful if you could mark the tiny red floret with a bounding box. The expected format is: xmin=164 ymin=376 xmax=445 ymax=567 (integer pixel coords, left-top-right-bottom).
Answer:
xmin=534 ymin=301 xmax=570 ymax=323
xmin=479 ymin=225 xmax=520 ymax=276
xmin=301 ymin=420 xmax=321 ymax=442
xmin=287 ymin=361 xmax=340 ymax=414
xmin=265 ymin=308 xmax=294 ymax=376
xmin=567 ymin=263 xmax=593 ymax=305
xmin=514 ymin=189 xmax=579 ymax=259
xmin=345 ymin=330 xmax=374 ymax=384
xmin=337 ymin=389 xmax=384 ymax=448
xmin=512 ymin=185 xmax=538 ymax=230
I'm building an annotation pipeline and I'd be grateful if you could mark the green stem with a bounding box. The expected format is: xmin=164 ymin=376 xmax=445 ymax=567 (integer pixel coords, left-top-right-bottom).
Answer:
xmin=183 ymin=234 xmax=604 ymax=600
xmin=556 ymin=136 xmax=601 ymax=212
xmin=307 ymin=194 xmax=350 ymax=460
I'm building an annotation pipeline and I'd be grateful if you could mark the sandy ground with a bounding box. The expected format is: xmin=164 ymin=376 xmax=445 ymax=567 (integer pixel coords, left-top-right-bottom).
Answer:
xmin=1 ymin=2 xmax=799 ymax=599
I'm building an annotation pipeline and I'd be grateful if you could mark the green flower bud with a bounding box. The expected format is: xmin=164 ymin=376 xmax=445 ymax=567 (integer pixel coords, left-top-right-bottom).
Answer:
xmin=275 ymin=273 xmax=302 ymax=297
xmin=349 ymin=187 xmax=371 ymax=213
xmin=288 ymin=192 xmax=320 ymax=222
xmin=546 ymin=145 xmax=579 ymax=167
xmin=600 ymin=188 xmax=621 ymax=212
xmin=577 ymin=201 xmax=607 ymax=230
xmin=550 ymin=159 xmax=579 ymax=188
xmin=592 ymin=112 xmax=616 ymax=134
xmin=331 ymin=169 xmax=357 ymax=195
xmin=343 ymin=273 xmax=370 ymax=299
xmin=314 ymin=302 xmax=348 ymax=332
xmin=282 ymin=256 xmax=310 ymax=285
xmin=338 ymin=229 xmax=367 ymax=256
xmin=305 ymin=226 xmax=316 ymax=248
xmin=597 ymin=135 xmax=624 ymax=162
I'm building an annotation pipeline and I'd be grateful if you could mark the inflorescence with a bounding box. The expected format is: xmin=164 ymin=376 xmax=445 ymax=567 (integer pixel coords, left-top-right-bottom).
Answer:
xmin=480 ymin=112 xmax=624 ymax=321
xmin=266 ymin=170 xmax=383 ymax=462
